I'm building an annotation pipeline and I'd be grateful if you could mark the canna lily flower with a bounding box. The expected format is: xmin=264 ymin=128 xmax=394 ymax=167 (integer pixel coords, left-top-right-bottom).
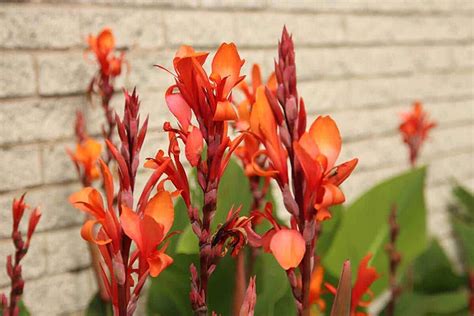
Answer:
xmin=249 ymin=86 xmax=289 ymax=186
xmin=294 ymin=116 xmax=358 ymax=221
xmin=399 ymin=101 xmax=436 ymax=166
xmin=87 ymin=28 xmax=125 ymax=77
xmin=68 ymin=137 xmax=102 ymax=184
xmin=326 ymin=254 xmax=380 ymax=316
xmin=120 ymin=190 xmax=174 ymax=277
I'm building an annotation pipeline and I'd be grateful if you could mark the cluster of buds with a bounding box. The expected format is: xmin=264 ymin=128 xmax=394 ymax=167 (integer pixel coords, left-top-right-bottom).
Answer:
xmin=86 ymin=28 xmax=127 ymax=164
xmin=69 ymin=89 xmax=175 ymax=316
xmin=399 ymin=101 xmax=436 ymax=167
xmin=241 ymin=27 xmax=358 ymax=314
xmin=1 ymin=195 xmax=41 ymax=316
xmin=147 ymin=42 xmax=257 ymax=315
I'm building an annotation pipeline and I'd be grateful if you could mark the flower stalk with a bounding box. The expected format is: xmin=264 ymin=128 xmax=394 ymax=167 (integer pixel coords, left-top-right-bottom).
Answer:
xmin=0 ymin=195 xmax=41 ymax=316
xmin=385 ymin=205 xmax=401 ymax=316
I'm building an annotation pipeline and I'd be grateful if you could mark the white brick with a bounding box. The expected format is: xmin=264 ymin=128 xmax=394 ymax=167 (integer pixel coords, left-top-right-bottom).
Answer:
xmin=0 ymin=97 xmax=83 ymax=144
xmin=79 ymin=8 xmax=165 ymax=49
xmin=38 ymin=52 xmax=95 ymax=96
xmin=426 ymin=151 xmax=473 ymax=185
xmin=235 ymin=13 xmax=344 ymax=46
xmin=0 ymin=6 xmax=81 ymax=49
xmin=0 ymin=145 xmax=42 ymax=191
xmin=345 ymin=15 xmax=473 ymax=43
xmin=201 ymin=0 xmax=266 ymax=9
xmin=0 ymin=54 xmax=36 ymax=98
xmin=453 ymin=44 xmax=474 ymax=68
xmin=42 ymin=141 xmax=78 ymax=184
xmin=23 ymin=269 xmax=95 ymax=316
xmin=165 ymin=11 xmax=235 ymax=46
xmin=45 ymin=227 xmax=91 ymax=274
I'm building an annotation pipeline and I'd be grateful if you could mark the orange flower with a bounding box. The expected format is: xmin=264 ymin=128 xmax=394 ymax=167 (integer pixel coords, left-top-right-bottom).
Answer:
xmin=87 ymin=28 xmax=125 ymax=77
xmin=68 ymin=137 xmax=102 ymax=184
xmin=399 ymin=101 xmax=436 ymax=166
xmin=120 ymin=190 xmax=174 ymax=277
xmin=309 ymin=266 xmax=326 ymax=312
xmin=294 ymin=116 xmax=358 ymax=221
xmin=326 ymin=254 xmax=380 ymax=316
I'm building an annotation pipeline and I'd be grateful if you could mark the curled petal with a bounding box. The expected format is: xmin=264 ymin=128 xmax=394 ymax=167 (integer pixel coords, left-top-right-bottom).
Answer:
xmin=327 ymin=158 xmax=358 ymax=186
xmin=148 ymin=251 xmax=173 ymax=277
xmin=270 ymin=229 xmax=305 ymax=270
xmin=309 ymin=116 xmax=342 ymax=170
xmin=251 ymin=150 xmax=279 ymax=178
xmin=81 ymin=219 xmax=112 ymax=245
xmin=185 ymin=127 xmax=204 ymax=167
xmin=69 ymin=187 xmax=105 ymax=219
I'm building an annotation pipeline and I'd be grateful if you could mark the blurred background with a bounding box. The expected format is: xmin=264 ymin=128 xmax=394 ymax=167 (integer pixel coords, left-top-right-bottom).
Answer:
xmin=0 ymin=0 xmax=473 ymax=315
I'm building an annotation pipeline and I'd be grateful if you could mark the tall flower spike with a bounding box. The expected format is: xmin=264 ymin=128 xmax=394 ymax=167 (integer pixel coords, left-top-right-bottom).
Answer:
xmin=86 ymin=28 xmax=127 ymax=166
xmin=399 ymin=101 xmax=436 ymax=167
xmin=70 ymin=88 xmax=176 ymax=316
xmin=1 ymin=195 xmax=41 ymax=316
xmin=154 ymin=42 xmax=249 ymax=315
xmin=244 ymin=27 xmax=358 ymax=315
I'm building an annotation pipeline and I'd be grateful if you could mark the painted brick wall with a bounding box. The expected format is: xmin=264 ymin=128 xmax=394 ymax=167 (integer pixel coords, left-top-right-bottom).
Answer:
xmin=0 ymin=1 xmax=473 ymax=315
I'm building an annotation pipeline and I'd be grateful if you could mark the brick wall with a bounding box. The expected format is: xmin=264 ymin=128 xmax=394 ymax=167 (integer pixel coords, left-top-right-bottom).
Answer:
xmin=0 ymin=1 xmax=473 ymax=315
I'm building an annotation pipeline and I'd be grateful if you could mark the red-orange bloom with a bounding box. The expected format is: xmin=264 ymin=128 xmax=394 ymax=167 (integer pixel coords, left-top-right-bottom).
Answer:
xmin=309 ymin=265 xmax=326 ymax=312
xmin=88 ymin=28 xmax=125 ymax=77
xmin=68 ymin=137 xmax=102 ymax=184
xmin=326 ymin=254 xmax=380 ymax=316
xmin=294 ymin=116 xmax=358 ymax=221
xmin=399 ymin=101 xmax=436 ymax=166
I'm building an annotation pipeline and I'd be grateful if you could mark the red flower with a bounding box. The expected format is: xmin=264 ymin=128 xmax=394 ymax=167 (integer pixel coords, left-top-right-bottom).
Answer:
xmin=68 ymin=137 xmax=102 ymax=184
xmin=326 ymin=254 xmax=380 ymax=316
xmin=399 ymin=101 xmax=436 ymax=166
xmin=87 ymin=28 xmax=125 ymax=77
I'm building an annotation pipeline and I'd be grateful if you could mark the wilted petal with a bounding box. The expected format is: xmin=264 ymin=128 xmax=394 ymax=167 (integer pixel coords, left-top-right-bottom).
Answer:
xmin=309 ymin=116 xmax=342 ymax=170
xmin=270 ymin=229 xmax=305 ymax=270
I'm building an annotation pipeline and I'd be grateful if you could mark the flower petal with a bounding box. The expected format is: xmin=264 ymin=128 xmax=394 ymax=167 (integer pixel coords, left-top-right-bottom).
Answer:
xmin=97 ymin=28 xmax=115 ymax=57
xmin=81 ymin=219 xmax=111 ymax=245
xmin=351 ymin=254 xmax=380 ymax=311
xmin=270 ymin=229 xmax=305 ymax=270
xmin=213 ymin=100 xmax=237 ymax=121
xmin=69 ymin=187 xmax=105 ymax=219
xmin=327 ymin=158 xmax=358 ymax=186
xmin=148 ymin=251 xmax=173 ymax=277
xmin=211 ymin=42 xmax=244 ymax=97
xmin=165 ymin=91 xmax=192 ymax=131
xmin=309 ymin=116 xmax=342 ymax=170
xmin=144 ymin=190 xmax=174 ymax=236
xmin=185 ymin=126 xmax=204 ymax=166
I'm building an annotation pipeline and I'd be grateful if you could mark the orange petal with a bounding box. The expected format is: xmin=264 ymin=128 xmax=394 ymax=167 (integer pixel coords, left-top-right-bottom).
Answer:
xmin=315 ymin=208 xmax=332 ymax=222
xmin=328 ymin=158 xmax=358 ymax=186
xmin=270 ymin=229 xmax=305 ymax=270
xmin=309 ymin=116 xmax=342 ymax=170
xmin=144 ymin=190 xmax=174 ymax=236
xmin=251 ymin=64 xmax=262 ymax=92
xmin=99 ymin=159 xmax=114 ymax=210
xmin=81 ymin=219 xmax=112 ymax=245
xmin=213 ymin=100 xmax=237 ymax=121
xmin=266 ymin=72 xmax=277 ymax=92
xmin=69 ymin=187 xmax=105 ymax=219
xmin=211 ymin=42 xmax=244 ymax=97
xmin=148 ymin=251 xmax=173 ymax=277
xmin=97 ymin=28 xmax=115 ymax=57
xmin=310 ymin=266 xmax=325 ymax=305
xmin=174 ymin=45 xmax=208 ymax=67
xmin=185 ymin=126 xmax=204 ymax=166
xmin=352 ymin=254 xmax=380 ymax=311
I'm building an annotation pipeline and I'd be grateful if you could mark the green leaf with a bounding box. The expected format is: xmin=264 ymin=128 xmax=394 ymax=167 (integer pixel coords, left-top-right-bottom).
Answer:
xmin=452 ymin=185 xmax=474 ymax=217
xmin=146 ymin=254 xmax=196 ymax=316
xmin=452 ymin=217 xmax=474 ymax=268
xmin=394 ymin=289 xmax=468 ymax=315
xmin=85 ymin=292 xmax=113 ymax=316
xmin=324 ymin=167 xmax=428 ymax=295
xmin=317 ymin=204 xmax=343 ymax=258
xmin=410 ymin=240 xmax=464 ymax=294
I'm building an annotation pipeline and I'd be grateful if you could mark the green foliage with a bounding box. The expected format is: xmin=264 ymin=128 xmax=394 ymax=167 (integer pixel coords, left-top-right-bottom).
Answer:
xmin=85 ymin=293 xmax=113 ymax=316
xmin=324 ymin=167 xmax=428 ymax=295
xmin=410 ymin=240 xmax=464 ymax=294
xmin=394 ymin=290 xmax=468 ymax=316
xmin=451 ymin=185 xmax=474 ymax=269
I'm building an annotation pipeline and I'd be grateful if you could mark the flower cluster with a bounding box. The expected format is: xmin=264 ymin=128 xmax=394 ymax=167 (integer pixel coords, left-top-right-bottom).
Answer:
xmin=0 ymin=195 xmax=41 ymax=316
xmin=399 ymin=101 xmax=436 ymax=166
xmin=69 ymin=90 xmax=175 ymax=316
